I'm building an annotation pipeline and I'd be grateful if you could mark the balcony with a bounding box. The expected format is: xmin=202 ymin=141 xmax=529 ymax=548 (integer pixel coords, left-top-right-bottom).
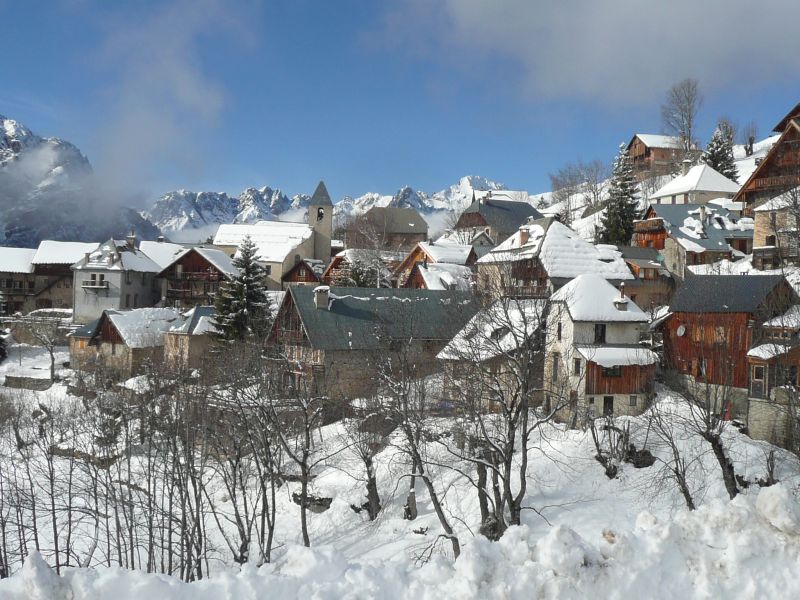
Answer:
xmin=81 ymin=279 xmax=109 ymax=289
xmin=503 ymin=284 xmax=549 ymax=298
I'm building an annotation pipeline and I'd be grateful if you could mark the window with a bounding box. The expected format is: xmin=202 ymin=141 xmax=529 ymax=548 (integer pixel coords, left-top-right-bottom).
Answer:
xmin=753 ymin=365 xmax=765 ymax=381
xmin=573 ymin=358 xmax=581 ymax=376
xmin=594 ymin=323 xmax=606 ymax=344
xmin=629 ymin=395 xmax=637 ymax=406
xmin=125 ymin=294 xmax=130 ymax=308
xmin=264 ymin=265 xmax=272 ymax=276
xmin=602 ymin=366 xmax=622 ymax=377
xmin=588 ymin=397 xmax=595 ymax=404
xmin=134 ymin=293 xmax=138 ymax=308
xmin=766 ymin=235 xmax=776 ymax=246
xmin=557 ymin=322 xmax=562 ymax=341
xmin=551 ymin=353 xmax=560 ymax=383
xmin=28 ymin=281 xmax=34 ymax=290
xmin=126 ymin=271 xmax=132 ymax=285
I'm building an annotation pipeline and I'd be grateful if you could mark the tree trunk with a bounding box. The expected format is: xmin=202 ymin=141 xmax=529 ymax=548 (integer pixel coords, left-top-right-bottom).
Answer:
xmin=404 ymin=467 xmax=418 ymax=521
xmin=704 ymin=431 xmax=739 ymax=499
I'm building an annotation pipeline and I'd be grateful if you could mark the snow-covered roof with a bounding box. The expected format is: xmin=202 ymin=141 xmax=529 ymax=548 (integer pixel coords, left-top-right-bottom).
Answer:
xmin=213 ymin=221 xmax=313 ymax=263
xmin=576 ymin=345 xmax=659 ymax=368
xmin=74 ymin=239 xmax=162 ymax=272
xmin=415 ymin=262 xmax=473 ymax=291
xmin=651 ymin=164 xmax=740 ymax=199
xmin=419 ymin=241 xmax=473 ymax=265
xmin=138 ymin=240 xmax=187 ymax=269
xmin=707 ymin=197 xmax=744 ymax=212
xmin=478 ymin=218 xmax=633 ymax=282
xmin=31 ymin=241 xmax=98 ymax=266
xmin=106 ymin=307 xmax=181 ymax=348
xmin=747 ymin=343 xmax=792 ymax=361
xmin=647 ymin=204 xmax=753 ymax=254
xmin=0 ymin=247 xmax=36 ymax=274
xmin=438 ymin=297 xmax=547 ymax=362
xmin=551 ymin=273 xmax=648 ymax=323
xmin=169 ymin=306 xmax=217 ymax=336
xmin=753 ymin=187 xmax=800 ymax=212
xmin=631 ymin=134 xmax=682 ymax=150
xmin=336 ymin=248 xmax=406 ymax=264
xmin=762 ymin=305 xmax=800 ymax=329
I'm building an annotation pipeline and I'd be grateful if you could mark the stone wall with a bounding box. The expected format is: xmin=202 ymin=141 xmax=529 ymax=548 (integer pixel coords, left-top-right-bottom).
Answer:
xmin=748 ymin=388 xmax=796 ymax=449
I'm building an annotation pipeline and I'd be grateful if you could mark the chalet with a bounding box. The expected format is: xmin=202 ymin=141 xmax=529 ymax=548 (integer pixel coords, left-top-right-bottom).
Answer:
xmin=751 ymin=188 xmax=800 ymax=270
xmin=649 ymin=163 xmax=740 ymax=205
xmin=746 ymin=305 xmax=800 ymax=449
xmin=68 ymin=307 xmax=181 ymax=376
xmin=163 ymin=306 xmax=218 ymax=372
xmin=617 ymin=246 xmax=675 ymax=309
xmin=545 ymin=274 xmax=657 ymax=423
xmin=270 ymin=285 xmax=479 ymax=398
xmin=663 ymin=275 xmax=796 ymax=416
xmin=345 ymin=207 xmax=428 ymax=251
xmin=734 ymin=102 xmax=800 ymax=211
xmin=435 ymin=229 xmax=495 ymax=258
xmin=0 ymin=247 xmax=37 ymax=314
xmin=454 ymin=192 xmax=543 ymax=244
xmin=394 ymin=241 xmax=477 ymax=287
xmin=213 ymin=180 xmax=333 ymax=290
xmin=404 ymin=262 xmax=474 ymax=291
xmin=321 ymin=249 xmax=405 ymax=288
xmin=632 ymin=204 xmax=753 ymax=278
xmin=138 ymin=239 xmax=187 ymax=270
xmin=71 ymin=233 xmax=162 ymax=324
xmin=281 ymin=259 xmax=325 ymax=289
xmin=476 ymin=217 xmax=633 ymax=299
xmin=626 ymin=134 xmax=682 ymax=177
xmin=437 ymin=297 xmax=547 ymax=409
xmin=158 ymin=246 xmax=237 ymax=308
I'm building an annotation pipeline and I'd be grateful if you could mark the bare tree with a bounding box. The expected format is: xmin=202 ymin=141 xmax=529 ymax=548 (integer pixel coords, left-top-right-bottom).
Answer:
xmin=27 ymin=317 xmax=63 ymax=382
xmin=661 ymin=78 xmax=703 ymax=153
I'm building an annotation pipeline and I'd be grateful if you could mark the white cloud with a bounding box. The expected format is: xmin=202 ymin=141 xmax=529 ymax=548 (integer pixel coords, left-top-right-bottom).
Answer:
xmin=377 ymin=0 xmax=800 ymax=106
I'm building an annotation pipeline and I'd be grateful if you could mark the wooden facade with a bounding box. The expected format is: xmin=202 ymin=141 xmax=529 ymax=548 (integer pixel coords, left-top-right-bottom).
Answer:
xmin=632 ymin=216 xmax=668 ymax=250
xmin=281 ymin=259 xmax=322 ymax=288
xmin=159 ymin=249 xmax=227 ymax=308
xmin=585 ymin=362 xmax=656 ymax=395
xmin=627 ymin=135 xmax=679 ymax=176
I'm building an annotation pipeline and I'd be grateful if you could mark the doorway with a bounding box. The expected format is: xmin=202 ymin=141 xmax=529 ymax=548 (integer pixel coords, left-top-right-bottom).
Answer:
xmin=603 ymin=396 xmax=614 ymax=417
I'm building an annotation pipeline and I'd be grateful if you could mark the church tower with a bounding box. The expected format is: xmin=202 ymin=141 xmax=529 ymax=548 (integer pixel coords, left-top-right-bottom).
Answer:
xmin=309 ymin=180 xmax=333 ymax=263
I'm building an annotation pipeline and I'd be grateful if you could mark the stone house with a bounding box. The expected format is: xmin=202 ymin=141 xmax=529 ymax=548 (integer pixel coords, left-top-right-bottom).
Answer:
xmin=213 ymin=181 xmax=333 ymax=290
xmin=68 ymin=307 xmax=181 ymax=377
xmin=544 ymin=274 xmax=657 ymax=424
xmin=163 ymin=305 xmax=218 ymax=372
xmin=454 ymin=192 xmax=543 ymax=245
xmin=71 ymin=234 xmax=163 ymax=324
xmin=617 ymin=246 xmax=675 ymax=310
xmin=649 ymin=163 xmax=740 ymax=205
xmin=476 ymin=217 xmax=633 ymax=299
xmin=751 ymin=188 xmax=800 ymax=269
xmin=269 ymin=285 xmax=479 ymax=399
xmin=345 ymin=206 xmax=428 ymax=251
xmin=158 ymin=246 xmax=237 ymax=309
xmin=0 ymin=247 xmax=37 ymax=314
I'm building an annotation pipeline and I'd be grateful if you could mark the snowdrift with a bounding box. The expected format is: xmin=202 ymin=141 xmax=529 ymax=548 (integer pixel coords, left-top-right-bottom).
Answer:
xmin=2 ymin=483 xmax=799 ymax=600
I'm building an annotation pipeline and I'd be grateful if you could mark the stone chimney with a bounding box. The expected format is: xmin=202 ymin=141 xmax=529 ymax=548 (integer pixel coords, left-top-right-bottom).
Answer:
xmin=699 ymin=205 xmax=707 ymax=224
xmin=519 ymin=227 xmax=529 ymax=246
xmin=84 ymin=252 xmax=91 ymax=263
xmin=681 ymin=159 xmax=692 ymax=175
xmin=314 ymin=286 xmax=330 ymax=310
xmin=613 ymin=282 xmax=628 ymax=311
xmin=126 ymin=230 xmax=137 ymax=249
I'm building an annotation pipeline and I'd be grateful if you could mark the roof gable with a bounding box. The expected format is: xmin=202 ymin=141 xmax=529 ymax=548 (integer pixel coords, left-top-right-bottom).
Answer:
xmin=773 ymin=102 xmax=800 ymax=133
xmin=652 ymin=164 xmax=740 ymax=199
xmin=551 ymin=273 xmax=649 ymax=322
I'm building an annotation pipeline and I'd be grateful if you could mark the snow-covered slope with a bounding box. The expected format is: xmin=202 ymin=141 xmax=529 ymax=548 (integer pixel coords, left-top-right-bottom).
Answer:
xmin=0 ymin=115 xmax=160 ymax=247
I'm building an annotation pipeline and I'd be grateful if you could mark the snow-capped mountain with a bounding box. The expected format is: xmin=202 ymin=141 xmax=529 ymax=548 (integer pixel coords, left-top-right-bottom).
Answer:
xmin=0 ymin=115 xmax=160 ymax=247
xmin=146 ymin=175 xmax=517 ymax=241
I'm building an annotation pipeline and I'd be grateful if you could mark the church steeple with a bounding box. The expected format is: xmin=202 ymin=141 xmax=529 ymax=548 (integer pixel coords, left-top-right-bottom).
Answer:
xmin=310 ymin=180 xmax=333 ymax=207
xmin=309 ymin=180 xmax=333 ymax=264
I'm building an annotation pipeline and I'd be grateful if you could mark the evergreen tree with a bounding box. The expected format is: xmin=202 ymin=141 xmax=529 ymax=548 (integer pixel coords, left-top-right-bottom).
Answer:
xmin=599 ymin=144 xmax=639 ymax=245
xmin=702 ymin=123 xmax=739 ymax=182
xmin=214 ymin=235 xmax=272 ymax=342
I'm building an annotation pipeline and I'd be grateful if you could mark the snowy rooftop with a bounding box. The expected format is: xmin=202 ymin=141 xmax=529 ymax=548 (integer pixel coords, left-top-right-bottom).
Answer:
xmin=169 ymin=306 xmax=217 ymax=336
xmin=419 ymin=241 xmax=473 ymax=265
xmin=415 ymin=262 xmax=474 ymax=291
xmin=576 ymin=345 xmax=659 ymax=368
xmin=747 ymin=343 xmax=792 ymax=361
xmin=631 ymin=133 xmax=682 ymax=149
xmin=0 ymin=247 xmax=36 ymax=274
xmin=75 ymin=239 xmax=162 ymax=272
xmin=762 ymin=305 xmax=800 ymax=329
xmin=478 ymin=219 xmax=633 ymax=281
xmin=651 ymin=164 xmax=741 ymax=199
xmin=438 ymin=297 xmax=547 ymax=362
xmin=106 ymin=307 xmax=182 ymax=348
xmin=31 ymin=241 xmax=98 ymax=266
xmin=138 ymin=240 xmax=187 ymax=270
xmin=551 ymin=273 xmax=648 ymax=323
xmin=213 ymin=221 xmax=313 ymax=263
xmin=753 ymin=187 xmax=800 ymax=212
xmin=648 ymin=204 xmax=753 ymax=254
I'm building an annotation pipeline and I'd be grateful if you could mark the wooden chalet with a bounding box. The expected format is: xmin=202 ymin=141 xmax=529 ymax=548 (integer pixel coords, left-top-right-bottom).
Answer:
xmin=158 ymin=247 xmax=237 ymax=309
xmin=663 ymin=275 xmax=796 ymax=395
xmin=394 ymin=242 xmax=477 ymax=287
xmin=281 ymin=258 xmax=324 ymax=289
xmin=345 ymin=207 xmax=428 ymax=251
xmin=454 ymin=192 xmax=543 ymax=244
xmin=626 ymin=134 xmax=682 ymax=177
xmin=321 ymin=249 xmax=405 ymax=287
xmin=404 ymin=262 xmax=474 ymax=291
xmin=735 ymin=102 xmax=800 ymax=211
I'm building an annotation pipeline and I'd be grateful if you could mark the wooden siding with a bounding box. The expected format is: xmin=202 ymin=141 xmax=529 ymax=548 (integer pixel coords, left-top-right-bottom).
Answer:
xmin=585 ymin=362 xmax=655 ymax=395
xmin=282 ymin=261 xmax=321 ymax=285
xmin=735 ymin=123 xmax=800 ymax=210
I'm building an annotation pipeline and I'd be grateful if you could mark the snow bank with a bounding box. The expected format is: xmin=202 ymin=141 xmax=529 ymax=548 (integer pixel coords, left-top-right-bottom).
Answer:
xmin=3 ymin=484 xmax=799 ymax=599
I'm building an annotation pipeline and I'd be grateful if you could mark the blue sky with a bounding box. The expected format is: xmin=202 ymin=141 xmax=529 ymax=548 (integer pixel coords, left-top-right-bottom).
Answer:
xmin=2 ymin=0 xmax=800 ymax=204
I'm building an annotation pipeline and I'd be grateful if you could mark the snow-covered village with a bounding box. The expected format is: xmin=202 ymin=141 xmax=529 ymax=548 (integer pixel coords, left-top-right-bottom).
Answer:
xmin=2 ymin=2 xmax=800 ymax=599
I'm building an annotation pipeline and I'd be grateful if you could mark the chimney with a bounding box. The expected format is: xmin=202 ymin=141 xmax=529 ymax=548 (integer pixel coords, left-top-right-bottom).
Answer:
xmin=157 ymin=235 xmax=165 ymax=243
xmin=613 ymin=283 xmax=628 ymax=311
xmin=84 ymin=252 xmax=90 ymax=263
xmin=681 ymin=159 xmax=692 ymax=175
xmin=699 ymin=205 xmax=707 ymax=224
xmin=314 ymin=286 xmax=330 ymax=310
xmin=126 ymin=230 xmax=137 ymax=249
xmin=519 ymin=227 xmax=529 ymax=246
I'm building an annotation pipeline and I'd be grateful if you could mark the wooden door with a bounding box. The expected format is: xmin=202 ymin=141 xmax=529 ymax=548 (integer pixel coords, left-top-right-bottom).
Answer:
xmin=603 ymin=396 xmax=614 ymax=417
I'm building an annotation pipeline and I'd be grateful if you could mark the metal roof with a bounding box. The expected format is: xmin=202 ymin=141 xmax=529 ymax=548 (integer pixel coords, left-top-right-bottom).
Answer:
xmin=310 ymin=180 xmax=333 ymax=206
xmin=287 ymin=286 xmax=479 ymax=351
xmin=670 ymin=274 xmax=790 ymax=313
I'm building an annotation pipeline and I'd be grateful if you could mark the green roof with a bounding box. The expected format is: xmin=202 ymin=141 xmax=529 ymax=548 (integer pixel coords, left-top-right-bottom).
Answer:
xmin=287 ymin=286 xmax=479 ymax=351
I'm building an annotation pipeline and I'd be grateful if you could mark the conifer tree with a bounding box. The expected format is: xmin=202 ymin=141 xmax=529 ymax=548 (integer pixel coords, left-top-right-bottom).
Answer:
xmin=599 ymin=143 xmax=639 ymax=245
xmin=214 ymin=235 xmax=271 ymax=342
xmin=702 ymin=123 xmax=739 ymax=182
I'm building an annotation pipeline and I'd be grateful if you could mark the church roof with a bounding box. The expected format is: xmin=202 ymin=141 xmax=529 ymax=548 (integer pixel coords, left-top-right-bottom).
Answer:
xmin=311 ymin=181 xmax=333 ymax=206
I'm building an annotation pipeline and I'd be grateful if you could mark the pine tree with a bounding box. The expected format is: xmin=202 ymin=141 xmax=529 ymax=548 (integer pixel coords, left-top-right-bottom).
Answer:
xmin=599 ymin=143 xmax=639 ymax=246
xmin=214 ymin=235 xmax=272 ymax=342
xmin=702 ymin=123 xmax=739 ymax=182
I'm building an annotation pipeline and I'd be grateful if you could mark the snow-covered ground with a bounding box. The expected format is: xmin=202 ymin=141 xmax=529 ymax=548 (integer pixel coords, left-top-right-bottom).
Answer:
xmin=0 ymin=343 xmax=69 ymax=381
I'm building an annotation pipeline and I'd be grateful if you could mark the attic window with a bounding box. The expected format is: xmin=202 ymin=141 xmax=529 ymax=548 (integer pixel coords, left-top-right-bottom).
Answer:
xmin=490 ymin=326 xmax=510 ymax=341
